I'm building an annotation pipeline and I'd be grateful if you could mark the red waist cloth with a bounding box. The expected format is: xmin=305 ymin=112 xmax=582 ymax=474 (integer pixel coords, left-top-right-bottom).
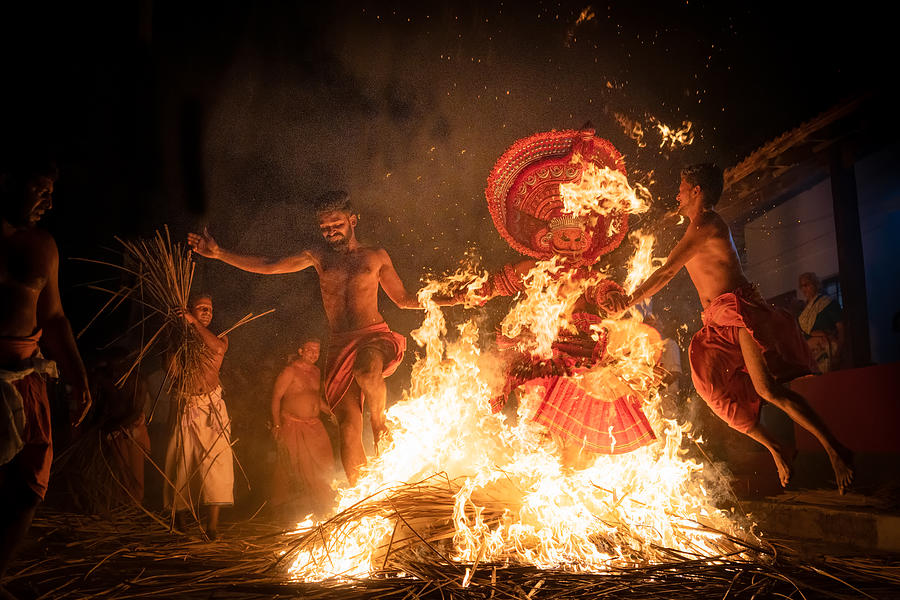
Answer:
xmin=689 ymin=285 xmax=814 ymax=433
xmin=0 ymin=332 xmax=53 ymax=500
xmin=272 ymin=413 xmax=334 ymax=512
xmin=324 ymin=323 xmax=406 ymax=410
xmin=495 ymin=313 xmax=655 ymax=454
xmin=0 ymin=330 xmax=41 ymax=364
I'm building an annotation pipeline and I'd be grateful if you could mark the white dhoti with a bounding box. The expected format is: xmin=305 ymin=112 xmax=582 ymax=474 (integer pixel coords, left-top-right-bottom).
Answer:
xmin=164 ymin=386 xmax=234 ymax=510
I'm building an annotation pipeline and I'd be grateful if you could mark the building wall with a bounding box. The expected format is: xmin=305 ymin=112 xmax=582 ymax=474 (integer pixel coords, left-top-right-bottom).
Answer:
xmin=743 ymin=178 xmax=838 ymax=300
xmin=742 ymin=142 xmax=900 ymax=364
xmin=855 ymin=143 xmax=900 ymax=364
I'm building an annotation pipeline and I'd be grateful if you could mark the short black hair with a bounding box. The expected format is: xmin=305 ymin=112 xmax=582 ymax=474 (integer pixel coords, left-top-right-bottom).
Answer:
xmin=0 ymin=151 xmax=59 ymax=209
xmin=313 ymin=190 xmax=354 ymax=217
xmin=188 ymin=293 xmax=213 ymax=309
xmin=681 ymin=163 xmax=724 ymax=206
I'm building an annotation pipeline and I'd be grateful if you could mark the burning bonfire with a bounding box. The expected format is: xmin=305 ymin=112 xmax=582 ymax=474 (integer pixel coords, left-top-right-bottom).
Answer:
xmin=284 ymin=130 xmax=756 ymax=582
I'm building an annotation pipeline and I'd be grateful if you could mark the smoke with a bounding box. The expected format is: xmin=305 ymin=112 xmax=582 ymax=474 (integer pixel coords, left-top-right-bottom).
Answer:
xmin=144 ymin=4 xmax=720 ymax=427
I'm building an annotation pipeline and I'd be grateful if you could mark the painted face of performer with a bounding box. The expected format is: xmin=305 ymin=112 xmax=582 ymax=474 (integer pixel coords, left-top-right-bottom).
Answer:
xmin=550 ymin=225 xmax=592 ymax=258
xmin=317 ymin=210 xmax=357 ymax=249
xmin=299 ymin=340 xmax=320 ymax=364
xmin=190 ymin=297 xmax=214 ymax=327
xmin=5 ymin=175 xmax=55 ymax=227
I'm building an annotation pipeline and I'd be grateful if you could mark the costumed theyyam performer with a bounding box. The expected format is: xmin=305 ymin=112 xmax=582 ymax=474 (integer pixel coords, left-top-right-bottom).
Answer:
xmin=440 ymin=129 xmax=659 ymax=459
xmin=607 ymin=163 xmax=853 ymax=492
xmin=188 ymin=191 xmax=421 ymax=484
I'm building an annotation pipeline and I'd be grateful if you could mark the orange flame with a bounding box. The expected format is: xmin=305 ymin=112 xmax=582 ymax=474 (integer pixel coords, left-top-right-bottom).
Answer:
xmin=653 ymin=118 xmax=694 ymax=150
xmin=288 ymin=174 xmax=751 ymax=582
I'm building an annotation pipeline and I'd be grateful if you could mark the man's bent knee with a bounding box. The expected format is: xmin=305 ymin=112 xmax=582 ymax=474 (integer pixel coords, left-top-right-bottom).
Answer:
xmin=352 ymin=365 xmax=383 ymax=389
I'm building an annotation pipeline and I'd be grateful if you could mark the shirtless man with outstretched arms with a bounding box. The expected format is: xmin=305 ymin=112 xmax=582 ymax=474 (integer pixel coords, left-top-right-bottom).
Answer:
xmin=609 ymin=163 xmax=853 ymax=493
xmin=189 ymin=191 xmax=419 ymax=484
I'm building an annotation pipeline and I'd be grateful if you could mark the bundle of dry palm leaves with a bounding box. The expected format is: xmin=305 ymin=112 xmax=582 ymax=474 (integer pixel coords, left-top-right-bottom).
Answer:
xmin=68 ymin=227 xmax=271 ymax=517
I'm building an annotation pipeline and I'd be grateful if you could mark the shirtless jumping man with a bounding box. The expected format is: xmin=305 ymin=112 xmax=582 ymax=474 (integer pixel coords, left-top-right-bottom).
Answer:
xmin=270 ymin=337 xmax=334 ymax=515
xmin=189 ymin=191 xmax=420 ymax=484
xmin=608 ymin=164 xmax=853 ymax=493
xmin=1 ymin=155 xmax=91 ymax=585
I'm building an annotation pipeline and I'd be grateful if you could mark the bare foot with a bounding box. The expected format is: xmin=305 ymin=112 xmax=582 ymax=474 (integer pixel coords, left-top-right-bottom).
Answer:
xmin=828 ymin=446 xmax=854 ymax=494
xmin=373 ymin=426 xmax=392 ymax=456
xmin=768 ymin=447 xmax=794 ymax=488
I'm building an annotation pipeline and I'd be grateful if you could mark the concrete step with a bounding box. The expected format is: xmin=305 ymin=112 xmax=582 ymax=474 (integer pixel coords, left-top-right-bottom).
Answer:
xmin=740 ymin=489 xmax=900 ymax=552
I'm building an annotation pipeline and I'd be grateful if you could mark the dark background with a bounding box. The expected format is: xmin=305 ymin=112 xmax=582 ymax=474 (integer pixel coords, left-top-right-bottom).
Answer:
xmin=1 ymin=1 xmax=889 ymax=491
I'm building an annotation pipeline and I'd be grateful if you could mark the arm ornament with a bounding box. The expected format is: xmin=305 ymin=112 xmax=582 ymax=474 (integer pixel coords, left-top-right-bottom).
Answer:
xmin=584 ymin=278 xmax=625 ymax=308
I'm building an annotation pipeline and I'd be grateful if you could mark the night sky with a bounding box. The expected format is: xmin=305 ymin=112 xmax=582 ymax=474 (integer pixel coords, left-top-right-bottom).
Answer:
xmin=2 ymin=1 xmax=889 ymax=380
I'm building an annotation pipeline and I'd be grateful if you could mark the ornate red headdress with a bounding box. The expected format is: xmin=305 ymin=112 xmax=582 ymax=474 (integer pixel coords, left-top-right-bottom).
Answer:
xmin=485 ymin=129 xmax=628 ymax=264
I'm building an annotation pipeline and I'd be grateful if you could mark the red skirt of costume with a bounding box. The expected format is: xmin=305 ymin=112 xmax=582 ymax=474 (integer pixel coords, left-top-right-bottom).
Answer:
xmin=272 ymin=414 xmax=334 ymax=513
xmin=689 ymin=285 xmax=814 ymax=433
xmin=496 ymin=313 xmax=655 ymax=454
xmin=324 ymin=323 xmax=406 ymax=410
xmin=0 ymin=332 xmax=54 ymax=500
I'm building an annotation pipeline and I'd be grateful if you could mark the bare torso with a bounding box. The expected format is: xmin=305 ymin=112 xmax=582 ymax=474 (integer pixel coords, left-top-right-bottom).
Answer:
xmin=279 ymin=360 xmax=322 ymax=419
xmin=0 ymin=226 xmax=54 ymax=339
xmin=192 ymin=345 xmax=226 ymax=395
xmin=684 ymin=211 xmax=750 ymax=308
xmin=311 ymin=245 xmax=390 ymax=332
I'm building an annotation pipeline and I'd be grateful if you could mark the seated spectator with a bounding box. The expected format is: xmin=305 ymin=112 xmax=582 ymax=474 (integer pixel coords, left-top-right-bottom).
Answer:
xmin=797 ymin=272 xmax=845 ymax=373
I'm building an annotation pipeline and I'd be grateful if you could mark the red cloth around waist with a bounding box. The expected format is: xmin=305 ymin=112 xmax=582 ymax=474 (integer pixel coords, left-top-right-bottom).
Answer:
xmin=324 ymin=322 xmax=406 ymax=410
xmin=0 ymin=330 xmax=41 ymax=366
xmin=690 ymin=285 xmax=813 ymax=433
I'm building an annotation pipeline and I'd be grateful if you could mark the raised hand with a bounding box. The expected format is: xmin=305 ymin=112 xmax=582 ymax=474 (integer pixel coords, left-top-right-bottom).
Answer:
xmin=173 ymin=306 xmax=196 ymax=324
xmin=600 ymin=289 xmax=631 ymax=315
xmin=187 ymin=227 xmax=220 ymax=258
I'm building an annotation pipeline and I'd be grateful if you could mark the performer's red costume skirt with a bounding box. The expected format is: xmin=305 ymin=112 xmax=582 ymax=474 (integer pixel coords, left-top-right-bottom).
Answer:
xmin=324 ymin=322 xmax=406 ymax=410
xmin=495 ymin=313 xmax=655 ymax=454
xmin=689 ymin=285 xmax=814 ymax=433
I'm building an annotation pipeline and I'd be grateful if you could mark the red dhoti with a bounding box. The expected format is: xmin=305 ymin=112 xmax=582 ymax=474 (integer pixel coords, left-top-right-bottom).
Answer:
xmin=0 ymin=331 xmax=56 ymax=500
xmin=324 ymin=323 xmax=406 ymax=410
xmin=497 ymin=313 xmax=656 ymax=454
xmin=272 ymin=413 xmax=334 ymax=513
xmin=109 ymin=414 xmax=151 ymax=502
xmin=689 ymin=285 xmax=814 ymax=433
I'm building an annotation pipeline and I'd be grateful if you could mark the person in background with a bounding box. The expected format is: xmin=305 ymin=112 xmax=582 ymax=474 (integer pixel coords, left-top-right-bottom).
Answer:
xmin=797 ymin=272 xmax=845 ymax=373
xmin=270 ymin=336 xmax=335 ymax=517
